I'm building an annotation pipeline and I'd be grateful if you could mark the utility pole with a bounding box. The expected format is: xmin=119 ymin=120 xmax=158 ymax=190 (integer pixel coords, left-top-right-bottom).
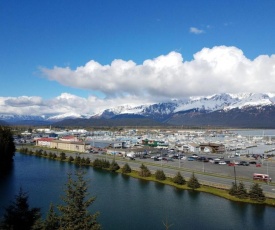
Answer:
xmin=234 ymin=165 xmax=237 ymax=185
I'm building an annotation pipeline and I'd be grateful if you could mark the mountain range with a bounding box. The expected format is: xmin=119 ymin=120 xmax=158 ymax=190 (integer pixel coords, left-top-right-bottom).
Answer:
xmin=1 ymin=93 xmax=275 ymax=128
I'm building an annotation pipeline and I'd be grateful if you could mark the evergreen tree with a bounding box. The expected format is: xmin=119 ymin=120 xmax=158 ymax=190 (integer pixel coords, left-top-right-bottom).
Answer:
xmin=0 ymin=126 xmax=15 ymax=166
xmin=109 ymin=160 xmax=120 ymax=172
xmin=68 ymin=156 xmax=74 ymax=163
xmin=121 ymin=163 xmax=132 ymax=174
xmin=57 ymin=170 xmax=101 ymax=230
xmin=60 ymin=152 xmax=66 ymax=161
xmin=74 ymin=156 xmax=81 ymax=165
xmin=43 ymin=203 xmax=59 ymax=230
xmin=172 ymin=172 xmax=186 ymax=185
xmin=249 ymin=182 xmax=266 ymax=202
xmin=187 ymin=173 xmax=200 ymax=190
xmin=155 ymin=170 xmax=166 ymax=181
xmin=102 ymin=159 xmax=110 ymax=169
xmin=85 ymin=157 xmax=91 ymax=165
xmin=139 ymin=164 xmax=151 ymax=177
xmin=229 ymin=182 xmax=238 ymax=196
xmin=0 ymin=188 xmax=41 ymax=230
xmin=236 ymin=181 xmax=248 ymax=199
xmin=81 ymin=157 xmax=86 ymax=165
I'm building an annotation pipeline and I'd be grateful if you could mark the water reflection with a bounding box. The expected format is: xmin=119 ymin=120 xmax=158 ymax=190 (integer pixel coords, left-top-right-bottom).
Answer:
xmin=138 ymin=178 xmax=150 ymax=188
xmin=251 ymin=204 xmax=265 ymax=228
xmin=121 ymin=174 xmax=130 ymax=183
xmin=187 ymin=190 xmax=200 ymax=201
xmin=154 ymin=181 xmax=165 ymax=190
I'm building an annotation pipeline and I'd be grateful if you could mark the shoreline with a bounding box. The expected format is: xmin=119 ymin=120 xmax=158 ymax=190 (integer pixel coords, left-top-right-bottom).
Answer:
xmin=17 ymin=147 xmax=275 ymax=207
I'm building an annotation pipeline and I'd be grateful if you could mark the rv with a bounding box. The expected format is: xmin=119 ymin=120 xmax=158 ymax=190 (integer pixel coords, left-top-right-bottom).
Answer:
xmin=253 ymin=173 xmax=271 ymax=182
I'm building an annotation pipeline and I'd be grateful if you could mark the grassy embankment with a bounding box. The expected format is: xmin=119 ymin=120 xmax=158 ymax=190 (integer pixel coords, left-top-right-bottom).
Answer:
xmin=18 ymin=145 xmax=275 ymax=207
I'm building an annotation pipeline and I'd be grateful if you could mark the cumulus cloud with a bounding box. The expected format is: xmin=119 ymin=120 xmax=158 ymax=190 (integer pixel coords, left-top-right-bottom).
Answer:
xmin=41 ymin=46 xmax=275 ymax=99
xmin=0 ymin=93 xmax=153 ymax=116
xmin=189 ymin=27 xmax=205 ymax=34
xmin=2 ymin=46 xmax=275 ymax=116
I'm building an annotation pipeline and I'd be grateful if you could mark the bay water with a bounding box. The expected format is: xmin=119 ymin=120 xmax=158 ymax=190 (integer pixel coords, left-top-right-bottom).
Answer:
xmin=1 ymin=153 xmax=275 ymax=230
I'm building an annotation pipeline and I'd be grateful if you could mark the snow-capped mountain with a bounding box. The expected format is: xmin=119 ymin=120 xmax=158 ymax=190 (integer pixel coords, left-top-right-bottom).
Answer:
xmin=1 ymin=93 xmax=275 ymax=127
xmin=96 ymin=93 xmax=275 ymax=119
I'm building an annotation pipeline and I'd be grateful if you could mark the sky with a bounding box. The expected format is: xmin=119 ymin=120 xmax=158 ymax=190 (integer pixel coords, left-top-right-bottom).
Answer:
xmin=1 ymin=0 xmax=275 ymax=116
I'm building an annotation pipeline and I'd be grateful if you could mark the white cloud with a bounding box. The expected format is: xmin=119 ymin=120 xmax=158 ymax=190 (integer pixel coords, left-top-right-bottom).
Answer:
xmin=0 ymin=93 xmax=152 ymax=116
xmin=1 ymin=46 xmax=275 ymax=116
xmin=41 ymin=46 xmax=275 ymax=99
xmin=189 ymin=27 xmax=205 ymax=34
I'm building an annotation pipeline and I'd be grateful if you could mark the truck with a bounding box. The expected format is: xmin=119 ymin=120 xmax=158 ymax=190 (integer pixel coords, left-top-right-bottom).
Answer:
xmin=253 ymin=173 xmax=271 ymax=182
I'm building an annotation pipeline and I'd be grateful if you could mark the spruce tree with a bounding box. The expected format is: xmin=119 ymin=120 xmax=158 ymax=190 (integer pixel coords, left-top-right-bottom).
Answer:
xmin=57 ymin=170 xmax=101 ymax=230
xmin=229 ymin=182 xmax=238 ymax=196
xmin=236 ymin=181 xmax=248 ymax=199
xmin=155 ymin=170 xmax=166 ymax=181
xmin=68 ymin=156 xmax=74 ymax=163
xmin=249 ymin=182 xmax=266 ymax=202
xmin=121 ymin=163 xmax=132 ymax=174
xmin=187 ymin=173 xmax=200 ymax=190
xmin=43 ymin=203 xmax=59 ymax=230
xmin=139 ymin=164 xmax=151 ymax=177
xmin=60 ymin=152 xmax=66 ymax=161
xmin=0 ymin=188 xmax=41 ymax=230
xmin=172 ymin=172 xmax=186 ymax=185
xmin=109 ymin=160 xmax=120 ymax=172
xmin=85 ymin=157 xmax=91 ymax=165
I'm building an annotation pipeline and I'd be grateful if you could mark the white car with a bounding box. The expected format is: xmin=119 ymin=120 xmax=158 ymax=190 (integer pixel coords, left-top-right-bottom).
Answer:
xmin=219 ymin=161 xmax=226 ymax=165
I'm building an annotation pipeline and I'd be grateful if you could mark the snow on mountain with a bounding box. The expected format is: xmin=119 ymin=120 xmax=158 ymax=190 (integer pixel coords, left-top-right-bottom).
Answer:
xmin=225 ymin=93 xmax=273 ymax=110
xmin=1 ymin=93 xmax=275 ymax=124
xmin=174 ymin=93 xmax=239 ymax=112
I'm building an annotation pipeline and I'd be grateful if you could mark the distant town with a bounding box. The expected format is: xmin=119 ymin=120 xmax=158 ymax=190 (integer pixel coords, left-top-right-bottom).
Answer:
xmin=16 ymin=127 xmax=275 ymax=160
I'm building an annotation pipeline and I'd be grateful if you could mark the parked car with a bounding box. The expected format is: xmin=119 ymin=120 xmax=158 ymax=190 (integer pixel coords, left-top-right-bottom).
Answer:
xmin=239 ymin=161 xmax=249 ymax=166
xmin=249 ymin=161 xmax=257 ymax=164
xmin=256 ymin=163 xmax=262 ymax=167
xmin=219 ymin=161 xmax=226 ymax=165
xmin=181 ymin=155 xmax=187 ymax=160
xmin=187 ymin=157 xmax=195 ymax=161
xmin=228 ymin=162 xmax=235 ymax=166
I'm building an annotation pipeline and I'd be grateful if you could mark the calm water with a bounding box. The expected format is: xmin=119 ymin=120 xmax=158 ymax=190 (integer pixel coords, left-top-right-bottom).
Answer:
xmin=1 ymin=153 xmax=275 ymax=230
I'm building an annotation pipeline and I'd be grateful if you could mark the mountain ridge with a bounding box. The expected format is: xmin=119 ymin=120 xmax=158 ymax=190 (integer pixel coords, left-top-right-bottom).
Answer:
xmin=1 ymin=93 xmax=275 ymax=127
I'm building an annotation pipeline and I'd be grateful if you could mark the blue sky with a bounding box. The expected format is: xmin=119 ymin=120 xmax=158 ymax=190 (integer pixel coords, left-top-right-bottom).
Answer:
xmin=1 ymin=0 xmax=275 ymax=116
